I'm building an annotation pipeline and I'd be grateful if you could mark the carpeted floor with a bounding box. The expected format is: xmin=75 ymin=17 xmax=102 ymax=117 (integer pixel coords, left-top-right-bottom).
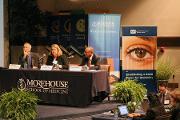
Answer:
xmin=37 ymin=101 xmax=119 ymax=120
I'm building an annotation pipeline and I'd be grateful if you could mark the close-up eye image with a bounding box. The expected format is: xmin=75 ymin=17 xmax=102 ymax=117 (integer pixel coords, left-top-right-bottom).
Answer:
xmin=122 ymin=36 xmax=157 ymax=70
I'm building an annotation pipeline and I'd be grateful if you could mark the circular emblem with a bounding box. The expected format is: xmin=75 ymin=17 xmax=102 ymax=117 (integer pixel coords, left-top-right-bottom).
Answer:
xmin=51 ymin=20 xmax=60 ymax=33
xmin=76 ymin=19 xmax=85 ymax=32
xmin=17 ymin=78 xmax=26 ymax=90
xmin=64 ymin=19 xmax=71 ymax=33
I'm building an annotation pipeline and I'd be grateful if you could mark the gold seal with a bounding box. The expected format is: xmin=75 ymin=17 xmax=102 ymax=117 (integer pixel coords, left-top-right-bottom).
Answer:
xmin=76 ymin=19 xmax=85 ymax=32
xmin=51 ymin=20 xmax=60 ymax=33
xmin=64 ymin=19 xmax=71 ymax=33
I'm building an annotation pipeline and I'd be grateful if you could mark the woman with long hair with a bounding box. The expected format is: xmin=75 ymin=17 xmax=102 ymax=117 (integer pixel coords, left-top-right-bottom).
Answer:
xmin=46 ymin=44 xmax=69 ymax=69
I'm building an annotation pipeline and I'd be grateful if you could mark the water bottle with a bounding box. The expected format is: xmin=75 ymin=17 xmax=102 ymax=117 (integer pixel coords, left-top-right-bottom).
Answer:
xmin=53 ymin=63 xmax=59 ymax=70
xmin=24 ymin=62 xmax=27 ymax=69
xmin=114 ymin=110 xmax=119 ymax=120
xmin=84 ymin=64 xmax=89 ymax=70
xmin=52 ymin=60 xmax=59 ymax=70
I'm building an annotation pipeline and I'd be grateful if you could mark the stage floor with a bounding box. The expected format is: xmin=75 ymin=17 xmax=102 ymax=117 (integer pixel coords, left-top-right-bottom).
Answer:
xmin=37 ymin=101 xmax=119 ymax=120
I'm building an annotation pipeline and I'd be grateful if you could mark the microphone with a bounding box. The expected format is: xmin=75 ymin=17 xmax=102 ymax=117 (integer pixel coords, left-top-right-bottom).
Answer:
xmin=39 ymin=54 xmax=46 ymax=61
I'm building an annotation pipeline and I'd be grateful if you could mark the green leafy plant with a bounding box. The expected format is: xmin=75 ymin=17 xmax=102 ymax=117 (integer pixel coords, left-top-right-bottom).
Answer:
xmin=156 ymin=58 xmax=179 ymax=80
xmin=0 ymin=89 xmax=38 ymax=120
xmin=112 ymin=80 xmax=147 ymax=112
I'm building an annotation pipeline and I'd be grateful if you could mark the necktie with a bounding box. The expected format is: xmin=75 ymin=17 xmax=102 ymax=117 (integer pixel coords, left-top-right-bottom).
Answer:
xmin=162 ymin=93 xmax=165 ymax=104
xmin=160 ymin=93 xmax=165 ymax=104
xmin=27 ymin=55 xmax=32 ymax=68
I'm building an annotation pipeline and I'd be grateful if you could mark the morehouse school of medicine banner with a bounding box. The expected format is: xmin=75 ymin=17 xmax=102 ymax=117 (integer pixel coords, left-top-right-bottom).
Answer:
xmin=88 ymin=14 xmax=121 ymax=74
xmin=122 ymin=26 xmax=157 ymax=92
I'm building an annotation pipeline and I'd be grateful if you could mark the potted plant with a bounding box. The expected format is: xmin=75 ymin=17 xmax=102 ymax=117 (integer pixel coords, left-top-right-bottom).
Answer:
xmin=0 ymin=89 xmax=38 ymax=120
xmin=156 ymin=57 xmax=179 ymax=85
xmin=112 ymin=80 xmax=147 ymax=112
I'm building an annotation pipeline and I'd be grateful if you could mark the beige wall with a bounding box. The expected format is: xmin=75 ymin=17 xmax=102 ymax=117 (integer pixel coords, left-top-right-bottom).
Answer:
xmin=37 ymin=0 xmax=180 ymax=87
xmin=38 ymin=0 xmax=180 ymax=36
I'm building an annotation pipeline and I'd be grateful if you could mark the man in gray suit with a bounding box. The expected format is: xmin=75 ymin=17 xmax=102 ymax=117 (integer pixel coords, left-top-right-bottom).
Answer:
xmin=18 ymin=42 xmax=33 ymax=69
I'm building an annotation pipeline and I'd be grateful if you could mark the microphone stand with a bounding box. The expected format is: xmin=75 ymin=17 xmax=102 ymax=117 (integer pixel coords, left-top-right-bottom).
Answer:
xmin=38 ymin=54 xmax=46 ymax=68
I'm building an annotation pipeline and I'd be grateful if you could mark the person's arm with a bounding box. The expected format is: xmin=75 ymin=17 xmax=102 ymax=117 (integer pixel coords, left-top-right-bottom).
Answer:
xmin=46 ymin=55 xmax=53 ymax=65
xmin=18 ymin=54 xmax=26 ymax=68
xmin=79 ymin=56 xmax=86 ymax=66
xmin=95 ymin=56 xmax=100 ymax=65
xmin=94 ymin=55 xmax=100 ymax=70
xmin=60 ymin=54 xmax=69 ymax=69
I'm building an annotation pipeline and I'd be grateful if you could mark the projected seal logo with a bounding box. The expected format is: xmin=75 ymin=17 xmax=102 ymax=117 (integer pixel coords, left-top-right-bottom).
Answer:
xmin=76 ymin=19 xmax=85 ymax=32
xmin=51 ymin=20 xmax=60 ymax=33
xmin=64 ymin=19 xmax=71 ymax=33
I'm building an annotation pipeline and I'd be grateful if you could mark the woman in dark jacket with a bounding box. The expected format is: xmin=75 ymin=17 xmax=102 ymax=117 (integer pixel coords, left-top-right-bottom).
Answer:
xmin=46 ymin=44 xmax=69 ymax=69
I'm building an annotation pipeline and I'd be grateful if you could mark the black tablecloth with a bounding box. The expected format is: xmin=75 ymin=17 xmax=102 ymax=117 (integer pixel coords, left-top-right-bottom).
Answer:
xmin=0 ymin=69 xmax=109 ymax=107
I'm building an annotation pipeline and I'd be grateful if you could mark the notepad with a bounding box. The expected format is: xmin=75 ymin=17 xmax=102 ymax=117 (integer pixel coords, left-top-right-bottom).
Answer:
xmin=9 ymin=64 xmax=21 ymax=69
xmin=40 ymin=65 xmax=53 ymax=70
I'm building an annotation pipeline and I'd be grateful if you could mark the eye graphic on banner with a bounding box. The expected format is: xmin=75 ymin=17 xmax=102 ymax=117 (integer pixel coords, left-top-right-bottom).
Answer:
xmin=122 ymin=26 xmax=157 ymax=93
xmin=76 ymin=19 xmax=85 ymax=32
xmin=51 ymin=20 xmax=60 ymax=33
xmin=122 ymin=36 xmax=156 ymax=70
xmin=64 ymin=19 xmax=71 ymax=33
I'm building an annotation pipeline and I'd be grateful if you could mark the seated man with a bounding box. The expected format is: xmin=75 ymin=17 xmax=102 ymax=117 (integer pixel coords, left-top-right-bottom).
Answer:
xmin=18 ymin=42 xmax=34 ymax=69
xmin=79 ymin=47 xmax=100 ymax=70
xmin=158 ymin=83 xmax=171 ymax=105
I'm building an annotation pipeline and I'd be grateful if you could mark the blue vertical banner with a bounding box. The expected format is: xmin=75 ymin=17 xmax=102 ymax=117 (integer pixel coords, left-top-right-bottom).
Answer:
xmin=0 ymin=0 xmax=4 ymax=67
xmin=88 ymin=14 xmax=121 ymax=74
xmin=122 ymin=26 xmax=157 ymax=92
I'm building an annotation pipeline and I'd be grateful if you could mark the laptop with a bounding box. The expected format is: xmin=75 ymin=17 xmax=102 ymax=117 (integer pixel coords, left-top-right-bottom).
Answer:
xmin=118 ymin=105 xmax=146 ymax=119
xmin=118 ymin=105 xmax=129 ymax=117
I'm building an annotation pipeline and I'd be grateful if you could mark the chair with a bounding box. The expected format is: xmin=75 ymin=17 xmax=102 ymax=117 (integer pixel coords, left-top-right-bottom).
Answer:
xmin=98 ymin=57 xmax=118 ymax=101
xmin=99 ymin=64 xmax=110 ymax=75
xmin=106 ymin=57 xmax=114 ymax=72
xmin=99 ymin=64 xmax=111 ymax=101
xmin=98 ymin=56 xmax=114 ymax=72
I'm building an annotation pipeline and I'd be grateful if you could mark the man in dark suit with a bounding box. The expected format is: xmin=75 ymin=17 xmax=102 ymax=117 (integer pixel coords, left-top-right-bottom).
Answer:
xmin=80 ymin=47 xmax=100 ymax=70
xmin=18 ymin=42 xmax=33 ymax=69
